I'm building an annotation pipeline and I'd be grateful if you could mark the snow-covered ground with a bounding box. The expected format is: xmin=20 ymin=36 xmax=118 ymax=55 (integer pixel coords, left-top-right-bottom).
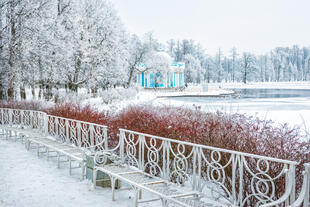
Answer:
xmin=0 ymin=139 xmax=160 ymax=207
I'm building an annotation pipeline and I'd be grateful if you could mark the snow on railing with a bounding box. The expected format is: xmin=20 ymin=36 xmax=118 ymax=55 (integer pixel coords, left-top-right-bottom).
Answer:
xmin=0 ymin=108 xmax=108 ymax=152
xmin=118 ymin=129 xmax=300 ymax=207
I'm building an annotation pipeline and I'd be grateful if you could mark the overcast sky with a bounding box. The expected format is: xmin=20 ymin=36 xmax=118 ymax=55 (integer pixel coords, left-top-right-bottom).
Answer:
xmin=112 ymin=0 xmax=310 ymax=55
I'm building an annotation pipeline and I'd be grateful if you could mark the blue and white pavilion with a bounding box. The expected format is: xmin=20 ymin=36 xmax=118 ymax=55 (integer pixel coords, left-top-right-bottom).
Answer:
xmin=136 ymin=52 xmax=185 ymax=88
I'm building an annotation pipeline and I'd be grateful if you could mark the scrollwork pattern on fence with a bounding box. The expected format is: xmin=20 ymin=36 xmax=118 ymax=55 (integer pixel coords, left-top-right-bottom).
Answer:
xmin=123 ymin=132 xmax=140 ymax=168
xmin=119 ymin=129 xmax=298 ymax=207
xmin=199 ymin=148 xmax=234 ymax=203
xmin=143 ymin=136 xmax=164 ymax=176
xmin=12 ymin=110 xmax=21 ymax=125
xmin=169 ymin=142 xmax=193 ymax=185
xmin=68 ymin=120 xmax=78 ymax=146
xmin=241 ymin=157 xmax=288 ymax=206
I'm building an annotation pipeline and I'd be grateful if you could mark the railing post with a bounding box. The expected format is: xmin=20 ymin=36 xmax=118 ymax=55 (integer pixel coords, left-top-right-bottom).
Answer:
xmin=65 ymin=119 xmax=69 ymax=144
xmin=196 ymin=147 xmax=202 ymax=192
xmin=166 ymin=140 xmax=170 ymax=181
xmin=55 ymin=117 xmax=59 ymax=136
xmin=0 ymin=109 xmax=3 ymax=125
xmin=44 ymin=114 xmax=49 ymax=135
xmin=28 ymin=111 xmax=32 ymax=128
xmin=9 ymin=109 xmax=12 ymax=126
xmin=238 ymin=156 xmax=244 ymax=206
xmin=304 ymin=164 xmax=310 ymax=207
xmin=20 ymin=110 xmax=24 ymax=127
xmin=89 ymin=125 xmax=94 ymax=147
xmin=192 ymin=146 xmax=197 ymax=191
xmin=77 ymin=122 xmax=81 ymax=147
xmin=162 ymin=140 xmax=167 ymax=180
xmin=231 ymin=154 xmax=238 ymax=204
xmin=104 ymin=127 xmax=108 ymax=150
xmin=285 ymin=164 xmax=290 ymax=205
xmin=120 ymin=130 xmax=125 ymax=163
xmin=289 ymin=164 xmax=296 ymax=205
xmin=138 ymin=135 xmax=144 ymax=171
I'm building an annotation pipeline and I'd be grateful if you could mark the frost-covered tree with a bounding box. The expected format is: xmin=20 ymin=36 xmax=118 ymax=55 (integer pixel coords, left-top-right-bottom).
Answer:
xmin=215 ymin=48 xmax=224 ymax=83
xmin=0 ymin=0 xmax=50 ymax=100
xmin=55 ymin=0 xmax=128 ymax=92
xmin=242 ymin=52 xmax=256 ymax=83
xmin=184 ymin=54 xmax=202 ymax=84
xmin=126 ymin=34 xmax=151 ymax=87
xmin=230 ymin=47 xmax=238 ymax=82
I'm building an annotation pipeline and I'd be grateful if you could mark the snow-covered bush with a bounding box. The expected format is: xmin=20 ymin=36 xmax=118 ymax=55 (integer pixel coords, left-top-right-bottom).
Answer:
xmin=99 ymin=87 xmax=138 ymax=104
xmin=55 ymin=91 xmax=93 ymax=104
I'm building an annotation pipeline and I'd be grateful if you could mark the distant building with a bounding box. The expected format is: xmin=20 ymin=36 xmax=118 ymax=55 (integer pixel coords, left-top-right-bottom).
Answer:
xmin=136 ymin=52 xmax=185 ymax=88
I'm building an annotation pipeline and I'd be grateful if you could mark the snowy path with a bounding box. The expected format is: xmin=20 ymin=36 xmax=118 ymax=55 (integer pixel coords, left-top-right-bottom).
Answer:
xmin=0 ymin=140 xmax=158 ymax=207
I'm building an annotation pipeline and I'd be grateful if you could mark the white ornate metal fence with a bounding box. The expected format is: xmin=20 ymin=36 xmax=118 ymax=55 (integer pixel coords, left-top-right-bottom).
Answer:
xmin=47 ymin=115 xmax=108 ymax=151
xmin=0 ymin=108 xmax=309 ymax=207
xmin=116 ymin=129 xmax=308 ymax=207
xmin=0 ymin=108 xmax=46 ymax=130
xmin=0 ymin=108 xmax=108 ymax=152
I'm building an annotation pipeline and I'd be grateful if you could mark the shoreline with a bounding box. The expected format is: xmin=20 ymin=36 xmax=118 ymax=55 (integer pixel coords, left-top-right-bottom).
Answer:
xmin=156 ymin=89 xmax=235 ymax=98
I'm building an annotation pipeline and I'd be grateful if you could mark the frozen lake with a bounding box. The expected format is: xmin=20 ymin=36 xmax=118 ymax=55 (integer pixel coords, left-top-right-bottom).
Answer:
xmin=159 ymin=88 xmax=310 ymax=134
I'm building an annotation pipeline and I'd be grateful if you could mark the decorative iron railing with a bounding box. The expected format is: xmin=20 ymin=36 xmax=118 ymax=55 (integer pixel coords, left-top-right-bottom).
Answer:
xmin=117 ymin=129 xmax=305 ymax=207
xmin=0 ymin=108 xmax=46 ymax=130
xmin=0 ymin=108 xmax=309 ymax=206
xmin=47 ymin=115 xmax=107 ymax=150
xmin=0 ymin=108 xmax=108 ymax=152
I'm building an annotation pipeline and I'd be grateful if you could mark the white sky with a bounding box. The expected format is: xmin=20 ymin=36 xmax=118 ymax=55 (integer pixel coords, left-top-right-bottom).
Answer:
xmin=112 ymin=0 xmax=310 ymax=55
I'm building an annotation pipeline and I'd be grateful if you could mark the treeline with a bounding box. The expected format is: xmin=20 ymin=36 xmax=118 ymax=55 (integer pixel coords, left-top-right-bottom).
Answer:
xmin=165 ymin=40 xmax=310 ymax=84
xmin=1 ymin=0 xmax=310 ymax=101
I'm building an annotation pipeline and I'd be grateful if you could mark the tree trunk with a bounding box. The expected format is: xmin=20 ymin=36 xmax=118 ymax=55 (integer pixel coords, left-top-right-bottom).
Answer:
xmin=127 ymin=66 xmax=135 ymax=87
xmin=54 ymin=87 xmax=60 ymax=103
xmin=38 ymin=84 xmax=43 ymax=99
xmin=20 ymin=86 xmax=26 ymax=99
xmin=68 ymin=51 xmax=82 ymax=93
xmin=7 ymin=87 xmax=14 ymax=99
xmin=31 ymin=85 xmax=35 ymax=99
xmin=243 ymin=69 xmax=247 ymax=84
xmin=7 ymin=1 xmax=16 ymax=100
xmin=46 ymin=83 xmax=53 ymax=100
xmin=0 ymin=80 xmax=3 ymax=100
xmin=91 ymin=87 xmax=98 ymax=96
xmin=68 ymin=82 xmax=78 ymax=92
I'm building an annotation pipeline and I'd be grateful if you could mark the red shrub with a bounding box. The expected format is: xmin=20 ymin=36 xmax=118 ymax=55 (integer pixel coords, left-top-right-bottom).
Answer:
xmin=45 ymin=103 xmax=111 ymax=125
